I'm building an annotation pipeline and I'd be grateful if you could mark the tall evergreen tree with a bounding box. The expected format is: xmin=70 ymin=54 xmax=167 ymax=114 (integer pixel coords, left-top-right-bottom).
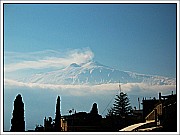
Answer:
xmin=10 ymin=94 xmax=25 ymax=131
xmin=54 ymin=96 xmax=61 ymax=131
xmin=107 ymin=92 xmax=132 ymax=117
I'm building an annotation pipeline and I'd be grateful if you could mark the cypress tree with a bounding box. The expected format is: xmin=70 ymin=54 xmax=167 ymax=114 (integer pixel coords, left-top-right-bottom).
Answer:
xmin=54 ymin=96 xmax=61 ymax=131
xmin=10 ymin=94 xmax=25 ymax=131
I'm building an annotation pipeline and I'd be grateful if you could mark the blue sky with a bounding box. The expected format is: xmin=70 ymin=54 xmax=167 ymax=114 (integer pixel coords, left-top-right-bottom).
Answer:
xmin=4 ymin=4 xmax=176 ymax=77
xmin=3 ymin=3 xmax=177 ymax=131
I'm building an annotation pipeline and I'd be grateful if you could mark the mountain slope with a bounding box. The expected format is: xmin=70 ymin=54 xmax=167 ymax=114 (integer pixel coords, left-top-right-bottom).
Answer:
xmin=22 ymin=61 xmax=176 ymax=85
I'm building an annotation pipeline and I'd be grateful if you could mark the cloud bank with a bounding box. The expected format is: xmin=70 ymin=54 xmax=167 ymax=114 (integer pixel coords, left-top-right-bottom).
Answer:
xmin=5 ymin=79 xmax=176 ymax=96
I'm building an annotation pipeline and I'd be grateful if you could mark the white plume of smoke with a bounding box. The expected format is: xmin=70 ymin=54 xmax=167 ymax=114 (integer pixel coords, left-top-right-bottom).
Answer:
xmin=5 ymin=48 xmax=94 ymax=72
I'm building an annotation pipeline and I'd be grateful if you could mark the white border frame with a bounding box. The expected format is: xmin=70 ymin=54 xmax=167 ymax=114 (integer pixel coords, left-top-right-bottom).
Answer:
xmin=1 ymin=1 xmax=179 ymax=135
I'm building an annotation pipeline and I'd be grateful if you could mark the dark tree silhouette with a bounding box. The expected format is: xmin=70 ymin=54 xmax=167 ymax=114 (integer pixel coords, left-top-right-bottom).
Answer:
xmin=10 ymin=94 xmax=25 ymax=132
xmin=86 ymin=103 xmax=102 ymax=129
xmin=90 ymin=103 xmax=98 ymax=115
xmin=107 ymin=92 xmax=132 ymax=117
xmin=54 ymin=96 xmax=61 ymax=131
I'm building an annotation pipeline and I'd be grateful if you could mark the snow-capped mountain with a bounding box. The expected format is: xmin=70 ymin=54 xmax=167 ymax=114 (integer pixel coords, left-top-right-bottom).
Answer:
xmin=22 ymin=61 xmax=176 ymax=85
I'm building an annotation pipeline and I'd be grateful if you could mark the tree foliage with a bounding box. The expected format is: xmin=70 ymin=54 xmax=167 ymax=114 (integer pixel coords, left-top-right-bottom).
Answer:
xmin=107 ymin=92 xmax=132 ymax=117
xmin=10 ymin=94 xmax=25 ymax=131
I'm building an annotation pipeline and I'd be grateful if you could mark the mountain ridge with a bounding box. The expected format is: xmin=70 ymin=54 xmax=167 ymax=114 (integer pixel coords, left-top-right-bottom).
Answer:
xmin=21 ymin=61 xmax=176 ymax=86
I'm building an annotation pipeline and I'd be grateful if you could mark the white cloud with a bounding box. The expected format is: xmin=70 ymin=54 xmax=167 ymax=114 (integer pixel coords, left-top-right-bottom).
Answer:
xmin=5 ymin=48 xmax=94 ymax=72
xmin=5 ymin=79 xmax=176 ymax=96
